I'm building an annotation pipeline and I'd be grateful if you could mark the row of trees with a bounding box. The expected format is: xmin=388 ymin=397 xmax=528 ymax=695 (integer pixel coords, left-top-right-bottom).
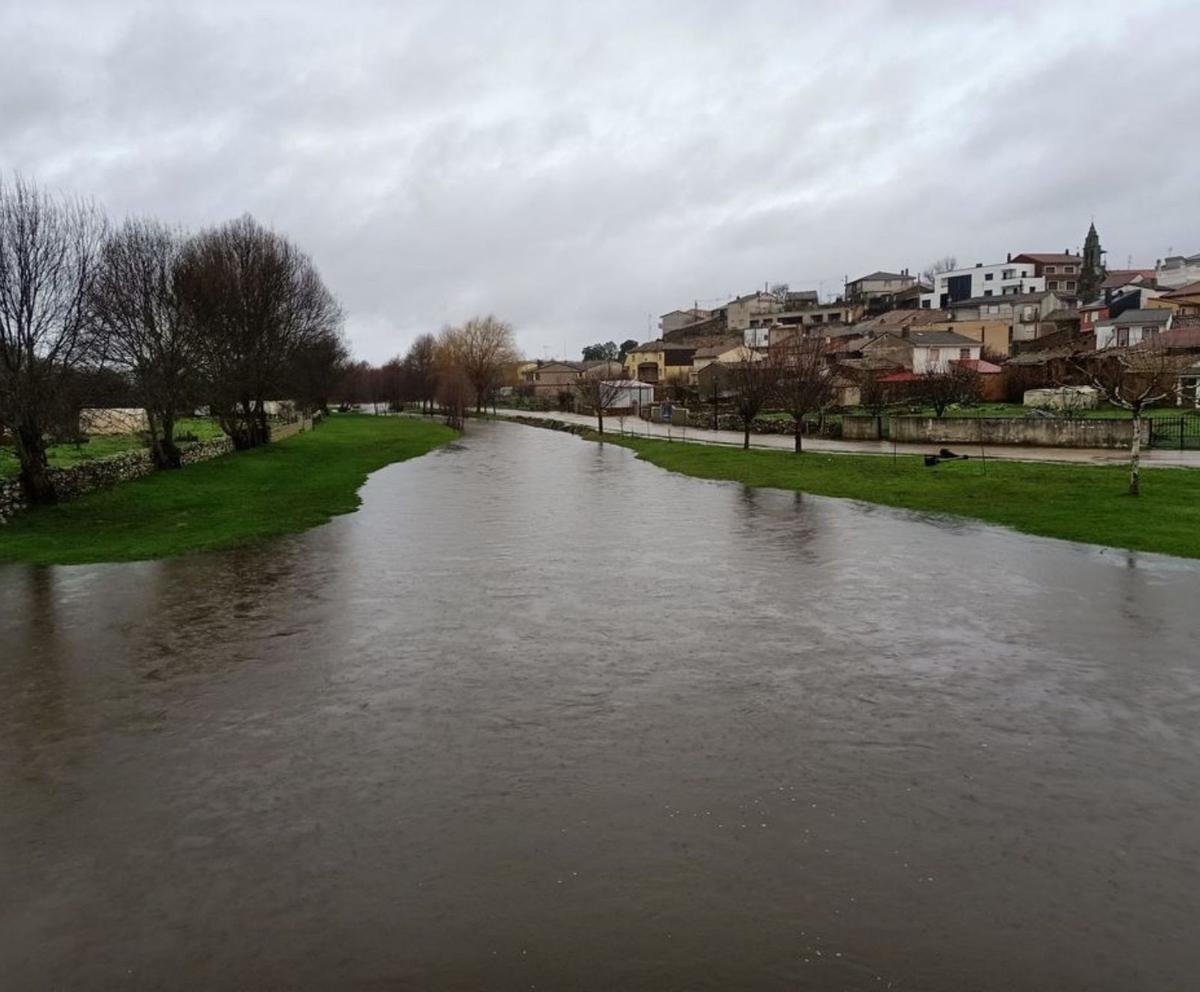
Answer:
xmin=0 ymin=175 xmax=347 ymax=504
xmin=336 ymin=316 xmax=520 ymax=429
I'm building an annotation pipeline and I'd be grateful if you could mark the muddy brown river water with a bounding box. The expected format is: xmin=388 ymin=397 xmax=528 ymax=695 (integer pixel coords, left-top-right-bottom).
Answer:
xmin=2 ymin=419 xmax=1199 ymax=990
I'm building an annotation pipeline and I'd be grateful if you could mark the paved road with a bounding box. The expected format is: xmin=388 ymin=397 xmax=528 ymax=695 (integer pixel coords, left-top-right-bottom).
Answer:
xmin=493 ymin=408 xmax=1200 ymax=469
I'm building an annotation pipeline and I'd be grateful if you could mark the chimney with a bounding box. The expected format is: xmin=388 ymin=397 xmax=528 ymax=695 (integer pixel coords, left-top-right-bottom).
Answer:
xmin=1006 ymin=252 xmax=1012 ymax=262
xmin=975 ymin=262 xmax=982 ymax=268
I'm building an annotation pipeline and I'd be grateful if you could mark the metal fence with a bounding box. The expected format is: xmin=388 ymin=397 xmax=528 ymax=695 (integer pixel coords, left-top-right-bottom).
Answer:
xmin=1149 ymin=415 xmax=1200 ymax=450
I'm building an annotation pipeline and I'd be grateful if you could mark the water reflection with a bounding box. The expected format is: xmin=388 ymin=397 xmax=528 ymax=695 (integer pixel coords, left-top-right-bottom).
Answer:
xmin=1 ymin=419 xmax=1198 ymax=991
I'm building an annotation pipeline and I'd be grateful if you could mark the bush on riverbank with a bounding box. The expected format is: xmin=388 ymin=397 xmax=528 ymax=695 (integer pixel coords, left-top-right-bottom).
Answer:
xmin=0 ymin=415 xmax=455 ymax=565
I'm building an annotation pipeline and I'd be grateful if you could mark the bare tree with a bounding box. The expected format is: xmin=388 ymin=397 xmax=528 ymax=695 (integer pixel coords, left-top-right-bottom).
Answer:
xmin=179 ymin=215 xmax=342 ymax=449
xmin=776 ymin=335 xmax=835 ymax=452
xmin=435 ymin=363 xmax=472 ymax=429
xmin=920 ymin=255 xmax=958 ymax=287
xmin=726 ymin=347 xmax=778 ymax=450
xmin=0 ymin=175 xmax=107 ymax=503
xmin=1071 ymin=343 xmax=1190 ymax=495
xmin=574 ymin=366 xmax=629 ymax=434
xmin=402 ymin=334 xmax=438 ymax=414
xmin=917 ymin=363 xmax=981 ymax=418
xmin=441 ymin=315 xmax=519 ymax=412
xmin=287 ymin=326 xmax=349 ymax=416
xmin=89 ymin=218 xmax=198 ymax=467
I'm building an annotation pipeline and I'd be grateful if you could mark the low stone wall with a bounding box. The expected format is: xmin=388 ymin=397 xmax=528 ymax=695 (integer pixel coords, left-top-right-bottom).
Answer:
xmin=682 ymin=411 xmax=840 ymax=437
xmin=0 ymin=436 xmax=234 ymax=523
xmin=268 ymin=417 xmax=312 ymax=442
xmin=888 ymin=416 xmax=1148 ymax=449
xmin=502 ymin=415 xmax=593 ymax=437
xmin=841 ymin=416 xmax=882 ymax=440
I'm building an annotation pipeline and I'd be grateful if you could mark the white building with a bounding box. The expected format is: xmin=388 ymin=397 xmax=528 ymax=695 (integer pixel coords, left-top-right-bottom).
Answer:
xmin=907 ymin=331 xmax=982 ymax=373
xmin=920 ymin=262 xmax=1044 ymax=309
xmin=1155 ymin=253 xmax=1200 ymax=290
xmin=1094 ymin=309 xmax=1173 ymax=350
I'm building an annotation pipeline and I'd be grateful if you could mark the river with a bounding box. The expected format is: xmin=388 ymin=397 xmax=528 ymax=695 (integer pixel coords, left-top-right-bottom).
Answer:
xmin=2 ymin=419 xmax=1198 ymax=990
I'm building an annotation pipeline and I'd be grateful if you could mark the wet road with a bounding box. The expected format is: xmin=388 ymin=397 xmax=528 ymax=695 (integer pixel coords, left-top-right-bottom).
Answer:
xmin=2 ymin=419 xmax=1199 ymax=990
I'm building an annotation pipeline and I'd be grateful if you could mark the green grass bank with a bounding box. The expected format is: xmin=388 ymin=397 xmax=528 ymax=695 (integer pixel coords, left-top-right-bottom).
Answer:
xmin=0 ymin=415 xmax=455 ymax=566
xmin=596 ymin=433 xmax=1200 ymax=560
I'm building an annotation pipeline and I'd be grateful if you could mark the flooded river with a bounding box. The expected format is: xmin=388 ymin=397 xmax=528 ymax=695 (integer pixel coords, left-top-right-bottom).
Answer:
xmin=2 ymin=419 xmax=1199 ymax=989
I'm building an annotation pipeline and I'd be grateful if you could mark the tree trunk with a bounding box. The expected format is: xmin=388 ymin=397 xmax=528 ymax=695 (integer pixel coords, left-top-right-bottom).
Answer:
xmin=743 ymin=423 xmax=751 ymax=450
xmin=150 ymin=411 xmax=182 ymax=469
xmin=15 ymin=421 xmax=57 ymax=505
xmin=794 ymin=417 xmax=803 ymax=453
xmin=597 ymin=409 xmax=604 ymax=435
xmin=1129 ymin=411 xmax=1142 ymax=496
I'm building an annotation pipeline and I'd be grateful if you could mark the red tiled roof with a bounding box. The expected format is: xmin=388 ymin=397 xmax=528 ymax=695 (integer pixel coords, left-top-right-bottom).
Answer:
xmin=952 ymin=358 xmax=1004 ymax=373
xmin=877 ymin=371 xmax=920 ymax=383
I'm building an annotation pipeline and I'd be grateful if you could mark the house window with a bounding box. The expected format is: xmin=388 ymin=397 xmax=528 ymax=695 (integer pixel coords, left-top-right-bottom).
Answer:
xmin=1048 ymin=281 xmax=1058 ymax=289
xmin=1064 ymin=265 xmax=1075 ymax=274
xmin=928 ymin=347 xmax=941 ymax=363
xmin=960 ymin=348 xmax=971 ymax=359
xmin=1002 ymin=269 xmax=1015 ymax=280
xmin=984 ymin=272 xmax=994 ymax=281
xmin=1066 ymin=281 xmax=1076 ymax=290
xmin=1046 ymin=265 xmax=1057 ymax=274
xmin=984 ymin=289 xmax=993 ymax=296
xmin=1116 ymin=328 xmax=1129 ymax=347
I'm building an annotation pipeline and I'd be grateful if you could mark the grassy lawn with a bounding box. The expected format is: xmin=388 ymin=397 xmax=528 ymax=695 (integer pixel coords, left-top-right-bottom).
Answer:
xmin=0 ymin=416 xmax=226 ymax=479
xmin=0 ymin=415 xmax=455 ymax=566
xmin=597 ymin=434 xmax=1200 ymax=560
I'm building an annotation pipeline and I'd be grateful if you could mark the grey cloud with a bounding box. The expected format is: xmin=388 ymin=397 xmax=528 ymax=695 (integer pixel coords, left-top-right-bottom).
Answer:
xmin=2 ymin=0 xmax=1198 ymax=362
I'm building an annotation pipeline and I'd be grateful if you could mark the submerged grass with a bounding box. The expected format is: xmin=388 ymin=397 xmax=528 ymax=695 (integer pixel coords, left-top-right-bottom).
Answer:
xmin=594 ymin=433 xmax=1200 ymax=560
xmin=0 ymin=415 xmax=455 ymax=566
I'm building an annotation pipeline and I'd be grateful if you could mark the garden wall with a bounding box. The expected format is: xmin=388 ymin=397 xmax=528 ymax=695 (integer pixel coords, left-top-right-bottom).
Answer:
xmin=0 ymin=437 xmax=234 ymax=524
xmin=888 ymin=416 xmax=1148 ymax=449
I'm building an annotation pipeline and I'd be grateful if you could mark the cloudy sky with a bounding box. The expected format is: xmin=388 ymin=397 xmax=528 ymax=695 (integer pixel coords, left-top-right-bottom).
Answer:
xmin=4 ymin=0 xmax=1198 ymax=363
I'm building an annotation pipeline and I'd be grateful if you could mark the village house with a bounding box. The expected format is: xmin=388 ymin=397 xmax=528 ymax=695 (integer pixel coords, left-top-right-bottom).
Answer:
xmin=522 ymin=359 xmax=623 ymax=398
xmin=950 ymin=289 xmax=1073 ymax=344
xmin=744 ymin=302 xmax=861 ymax=346
xmin=1094 ymin=308 xmax=1173 ymax=349
xmin=689 ymin=341 xmax=750 ymax=383
xmin=860 ymin=330 xmax=982 ymax=374
xmin=622 ymin=340 xmax=697 ymax=383
xmin=845 ymin=270 xmax=918 ymax=313
xmin=920 ymin=259 xmax=1043 ymax=309
xmin=659 ymin=307 xmax=712 ymax=336
xmin=712 ymin=291 xmax=783 ymax=331
xmin=1079 ymin=299 xmax=1109 ymax=336
xmin=1149 ymin=280 xmax=1200 ymax=317
xmin=1010 ymin=251 xmax=1084 ymax=295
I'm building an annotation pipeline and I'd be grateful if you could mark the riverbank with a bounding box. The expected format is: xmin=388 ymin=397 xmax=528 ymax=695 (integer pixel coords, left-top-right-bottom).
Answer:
xmin=0 ymin=414 xmax=456 ymax=566
xmin=594 ymin=432 xmax=1200 ymax=560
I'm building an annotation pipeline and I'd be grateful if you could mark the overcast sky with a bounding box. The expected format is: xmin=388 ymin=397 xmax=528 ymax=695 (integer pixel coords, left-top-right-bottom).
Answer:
xmin=4 ymin=0 xmax=1198 ymax=363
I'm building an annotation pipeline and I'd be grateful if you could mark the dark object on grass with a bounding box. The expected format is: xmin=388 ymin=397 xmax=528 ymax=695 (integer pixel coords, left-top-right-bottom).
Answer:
xmin=925 ymin=449 xmax=971 ymax=467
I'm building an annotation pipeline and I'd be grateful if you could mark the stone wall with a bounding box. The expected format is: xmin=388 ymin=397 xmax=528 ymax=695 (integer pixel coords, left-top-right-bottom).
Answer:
xmin=268 ymin=417 xmax=312 ymax=442
xmin=841 ymin=416 xmax=882 ymax=440
xmin=682 ymin=411 xmax=840 ymax=437
xmin=888 ymin=416 xmax=1148 ymax=449
xmin=0 ymin=436 xmax=234 ymax=524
